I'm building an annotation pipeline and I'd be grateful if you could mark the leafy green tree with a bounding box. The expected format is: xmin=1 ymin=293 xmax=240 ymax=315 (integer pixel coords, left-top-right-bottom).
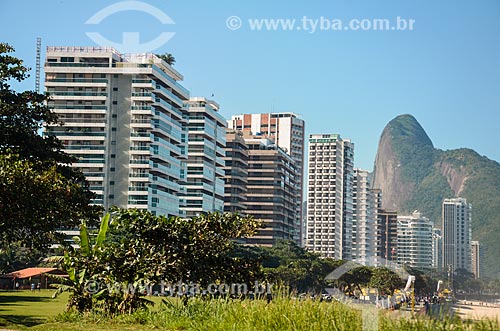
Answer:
xmin=56 ymin=209 xmax=262 ymax=314
xmin=0 ymin=43 xmax=101 ymax=262
xmin=338 ymin=266 xmax=373 ymax=296
xmin=369 ymin=267 xmax=404 ymax=295
xmin=0 ymin=43 xmax=69 ymax=163
xmin=102 ymin=209 xmax=262 ymax=286
xmin=262 ymin=240 xmax=341 ymax=293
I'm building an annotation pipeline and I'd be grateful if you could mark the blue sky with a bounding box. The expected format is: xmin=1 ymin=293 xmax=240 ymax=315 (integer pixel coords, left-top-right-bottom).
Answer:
xmin=1 ymin=0 xmax=499 ymax=170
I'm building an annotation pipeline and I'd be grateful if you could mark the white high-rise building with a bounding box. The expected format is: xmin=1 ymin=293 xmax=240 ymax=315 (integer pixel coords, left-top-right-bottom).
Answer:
xmin=306 ymin=134 xmax=354 ymax=259
xmin=44 ymin=46 xmax=190 ymax=216
xmin=442 ymin=198 xmax=472 ymax=272
xmin=397 ymin=211 xmax=433 ymax=270
xmin=432 ymin=228 xmax=442 ymax=269
xmin=352 ymin=169 xmax=378 ymax=265
xmin=228 ymin=113 xmax=305 ymax=245
xmin=183 ymin=97 xmax=226 ymax=217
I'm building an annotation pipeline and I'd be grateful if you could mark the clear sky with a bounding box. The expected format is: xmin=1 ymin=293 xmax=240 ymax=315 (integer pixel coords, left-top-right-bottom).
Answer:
xmin=1 ymin=0 xmax=499 ymax=170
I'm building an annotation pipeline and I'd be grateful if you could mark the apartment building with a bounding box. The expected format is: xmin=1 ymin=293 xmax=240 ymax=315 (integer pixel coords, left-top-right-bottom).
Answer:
xmin=377 ymin=209 xmax=398 ymax=264
xmin=306 ymin=134 xmax=354 ymax=259
xmin=352 ymin=169 xmax=378 ymax=265
xmin=442 ymin=198 xmax=472 ymax=272
xmin=223 ymin=130 xmax=248 ymax=213
xmin=228 ymin=113 xmax=305 ymax=244
xmin=432 ymin=228 xmax=442 ymax=270
xmin=44 ymin=46 xmax=189 ymax=216
xmin=243 ymin=134 xmax=299 ymax=246
xmin=183 ymin=97 xmax=226 ymax=217
xmin=471 ymin=240 xmax=482 ymax=279
xmin=397 ymin=211 xmax=433 ymax=270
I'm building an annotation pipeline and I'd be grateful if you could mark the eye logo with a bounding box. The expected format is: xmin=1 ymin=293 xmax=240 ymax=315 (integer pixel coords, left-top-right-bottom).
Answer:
xmin=85 ymin=1 xmax=175 ymax=53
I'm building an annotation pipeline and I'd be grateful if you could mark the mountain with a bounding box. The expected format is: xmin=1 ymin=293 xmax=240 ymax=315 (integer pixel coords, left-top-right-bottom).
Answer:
xmin=373 ymin=114 xmax=500 ymax=278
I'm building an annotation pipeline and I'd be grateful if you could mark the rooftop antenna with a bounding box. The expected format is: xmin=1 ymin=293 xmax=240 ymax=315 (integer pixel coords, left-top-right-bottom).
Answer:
xmin=35 ymin=37 xmax=41 ymax=93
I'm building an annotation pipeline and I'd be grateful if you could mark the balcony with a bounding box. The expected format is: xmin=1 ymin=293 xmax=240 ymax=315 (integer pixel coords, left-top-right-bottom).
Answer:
xmin=46 ymin=78 xmax=108 ymax=83
xmin=48 ymin=91 xmax=107 ymax=97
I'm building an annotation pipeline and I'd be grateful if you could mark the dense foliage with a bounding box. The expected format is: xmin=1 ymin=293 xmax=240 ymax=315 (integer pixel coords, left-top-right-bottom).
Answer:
xmin=0 ymin=43 xmax=101 ymax=272
xmin=54 ymin=210 xmax=263 ymax=313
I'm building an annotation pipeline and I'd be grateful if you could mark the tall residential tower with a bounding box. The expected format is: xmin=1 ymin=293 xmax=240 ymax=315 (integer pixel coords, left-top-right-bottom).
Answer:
xmin=183 ymin=97 xmax=226 ymax=217
xmin=442 ymin=198 xmax=472 ymax=272
xmin=44 ymin=47 xmax=190 ymax=216
xmin=306 ymin=134 xmax=354 ymax=259
xmin=228 ymin=113 xmax=305 ymax=244
xmin=352 ymin=169 xmax=378 ymax=265
xmin=243 ymin=134 xmax=299 ymax=246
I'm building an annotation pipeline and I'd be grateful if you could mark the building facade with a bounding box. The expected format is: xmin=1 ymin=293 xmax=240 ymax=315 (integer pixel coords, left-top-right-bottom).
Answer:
xmin=183 ymin=97 xmax=226 ymax=217
xmin=228 ymin=113 xmax=305 ymax=244
xmin=397 ymin=211 xmax=433 ymax=270
xmin=243 ymin=134 xmax=299 ymax=246
xmin=306 ymin=134 xmax=354 ymax=259
xmin=377 ymin=210 xmax=398 ymax=264
xmin=442 ymin=198 xmax=472 ymax=272
xmin=44 ymin=47 xmax=189 ymax=216
xmin=223 ymin=130 xmax=248 ymax=213
xmin=471 ymin=240 xmax=482 ymax=279
xmin=432 ymin=228 xmax=442 ymax=270
xmin=352 ymin=169 xmax=378 ymax=265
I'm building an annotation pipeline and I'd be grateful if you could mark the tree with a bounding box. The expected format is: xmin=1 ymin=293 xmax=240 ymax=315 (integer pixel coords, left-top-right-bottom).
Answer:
xmin=262 ymin=240 xmax=341 ymax=293
xmin=0 ymin=43 xmax=101 ymax=266
xmin=56 ymin=209 xmax=262 ymax=314
xmin=338 ymin=266 xmax=373 ymax=296
xmin=102 ymin=209 xmax=262 ymax=285
xmin=0 ymin=43 xmax=68 ymax=163
xmin=369 ymin=267 xmax=404 ymax=295
xmin=156 ymin=53 xmax=176 ymax=65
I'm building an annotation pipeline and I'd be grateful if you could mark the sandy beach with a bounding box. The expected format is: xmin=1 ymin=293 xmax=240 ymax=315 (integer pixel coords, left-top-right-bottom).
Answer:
xmin=454 ymin=300 xmax=500 ymax=322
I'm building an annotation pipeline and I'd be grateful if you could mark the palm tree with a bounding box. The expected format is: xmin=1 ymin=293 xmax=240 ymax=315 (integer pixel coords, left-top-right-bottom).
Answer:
xmin=156 ymin=53 xmax=176 ymax=66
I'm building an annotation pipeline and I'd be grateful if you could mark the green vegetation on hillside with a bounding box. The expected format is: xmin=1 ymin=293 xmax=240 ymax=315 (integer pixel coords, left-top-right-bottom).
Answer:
xmin=378 ymin=115 xmax=500 ymax=278
xmin=385 ymin=114 xmax=437 ymax=185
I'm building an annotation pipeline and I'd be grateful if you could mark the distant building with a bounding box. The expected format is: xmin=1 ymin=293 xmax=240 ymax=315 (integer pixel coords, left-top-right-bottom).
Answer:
xmin=471 ymin=241 xmax=482 ymax=279
xmin=306 ymin=134 xmax=354 ymax=259
xmin=377 ymin=209 xmax=398 ymax=264
xmin=442 ymin=198 xmax=472 ymax=272
xmin=397 ymin=211 xmax=433 ymax=270
xmin=228 ymin=113 xmax=305 ymax=244
xmin=432 ymin=228 xmax=442 ymax=270
xmin=183 ymin=97 xmax=226 ymax=217
xmin=352 ymin=169 xmax=378 ymax=265
xmin=243 ymin=134 xmax=299 ymax=246
xmin=223 ymin=130 xmax=248 ymax=213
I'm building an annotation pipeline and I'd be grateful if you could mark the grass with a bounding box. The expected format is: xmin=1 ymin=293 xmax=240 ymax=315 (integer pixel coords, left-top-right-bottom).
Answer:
xmin=0 ymin=290 xmax=67 ymax=329
xmin=0 ymin=291 xmax=499 ymax=331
